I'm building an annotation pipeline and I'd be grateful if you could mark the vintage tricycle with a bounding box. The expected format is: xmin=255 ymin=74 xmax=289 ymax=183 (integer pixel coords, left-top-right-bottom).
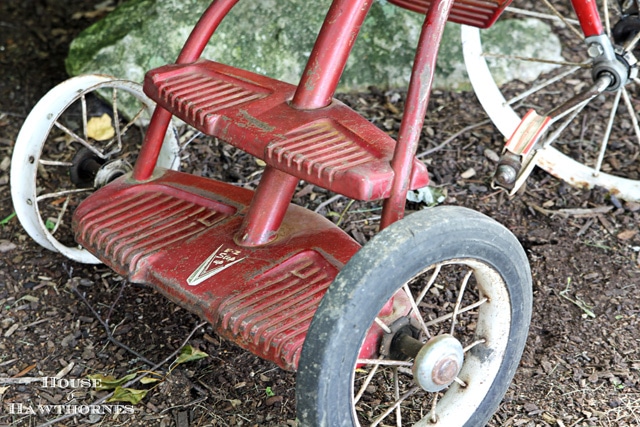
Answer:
xmin=11 ymin=0 xmax=640 ymax=424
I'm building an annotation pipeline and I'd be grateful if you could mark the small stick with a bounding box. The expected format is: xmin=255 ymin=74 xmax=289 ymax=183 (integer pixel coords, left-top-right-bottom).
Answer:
xmin=72 ymin=286 xmax=156 ymax=367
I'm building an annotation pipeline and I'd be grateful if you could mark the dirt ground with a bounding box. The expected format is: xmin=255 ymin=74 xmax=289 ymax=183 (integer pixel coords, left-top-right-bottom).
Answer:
xmin=0 ymin=1 xmax=639 ymax=426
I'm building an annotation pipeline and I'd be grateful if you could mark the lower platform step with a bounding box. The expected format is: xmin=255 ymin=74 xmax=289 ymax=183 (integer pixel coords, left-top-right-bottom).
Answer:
xmin=73 ymin=170 xmax=361 ymax=370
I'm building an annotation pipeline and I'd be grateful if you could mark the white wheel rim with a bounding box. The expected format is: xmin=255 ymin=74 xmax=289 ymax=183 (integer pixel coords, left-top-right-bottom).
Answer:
xmin=10 ymin=75 xmax=180 ymax=263
xmin=352 ymin=259 xmax=511 ymax=426
xmin=461 ymin=5 xmax=640 ymax=201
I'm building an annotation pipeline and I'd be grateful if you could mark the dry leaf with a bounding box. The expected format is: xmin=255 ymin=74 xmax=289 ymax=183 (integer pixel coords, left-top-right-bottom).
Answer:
xmin=617 ymin=229 xmax=637 ymax=240
xmin=86 ymin=114 xmax=115 ymax=141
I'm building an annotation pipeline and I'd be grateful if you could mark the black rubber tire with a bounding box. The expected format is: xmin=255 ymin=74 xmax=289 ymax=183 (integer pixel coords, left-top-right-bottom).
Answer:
xmin=296 ymin=206 xmax=532 ymax=427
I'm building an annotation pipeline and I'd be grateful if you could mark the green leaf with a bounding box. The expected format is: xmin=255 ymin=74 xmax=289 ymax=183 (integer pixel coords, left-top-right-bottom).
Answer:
xmin=173 ymin=345 xmax=208 ymax=367
xmin=107 ymin=386 xmax=149 ymax=405
xmin=45 ymin=219 xmax=56 ymax=230
xmin=87 ymin=373 xmax=137 ymax=391
xmin=265 ymin=386 xmax=275 ymax=397
xmin=0 ymin=212 xmax=15 ymax=226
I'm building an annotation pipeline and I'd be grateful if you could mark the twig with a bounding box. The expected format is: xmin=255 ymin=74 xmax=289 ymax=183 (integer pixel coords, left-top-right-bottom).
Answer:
xmin=0 ymin=377 xmax=45 ymax=385
xmin=526 ymin=202 xmax=613 ymax=218
xmin=35 ymin=321 xmax=207 ymax=427
xmin=105 ymin=280 xmax=128 ymax=325
xmin=72 ymin=285 xmax=156 ymax=367
xmin=314 ymin=194 xmax=344 ymax=213
xmin=417 ymin=119 xmax=491 ymax=158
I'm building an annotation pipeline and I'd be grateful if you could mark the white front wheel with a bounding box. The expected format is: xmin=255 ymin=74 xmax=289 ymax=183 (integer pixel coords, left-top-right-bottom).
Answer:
xmin=10 ymin=75 xmax=180 ymax=263
xmin=462 ymin=2 xmax=640 ymax=200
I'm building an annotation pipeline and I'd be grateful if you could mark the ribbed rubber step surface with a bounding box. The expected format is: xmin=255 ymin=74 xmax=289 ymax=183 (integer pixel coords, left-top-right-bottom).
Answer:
xmin=144 ymin=60 xmax=430 ymax=200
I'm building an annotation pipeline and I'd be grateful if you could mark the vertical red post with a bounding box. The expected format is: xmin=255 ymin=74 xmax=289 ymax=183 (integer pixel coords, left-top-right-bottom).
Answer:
xmin=380 ymin=0 xmax=456 ymax=229
xmin=133 ymin=0 xmax=240 ymax=181
xmin=236 ymin=167 xmax=299 ymax=246
xmin=292 ymin=0 xmax=373 ymax=109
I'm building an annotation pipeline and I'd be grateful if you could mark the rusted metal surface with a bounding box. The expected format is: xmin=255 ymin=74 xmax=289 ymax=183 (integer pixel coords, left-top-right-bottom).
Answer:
xmin=386 ymin=0 xmax=512 ymax=28
xmin=73 ymin=169 xmax=362 ymax=371
xmin=381 ymin=0 xmax=456 ymax=228
xmin=144 ymin=60 xmax=430 ymax=201
xmin=292 ymin=0 xmax=373 ymax=109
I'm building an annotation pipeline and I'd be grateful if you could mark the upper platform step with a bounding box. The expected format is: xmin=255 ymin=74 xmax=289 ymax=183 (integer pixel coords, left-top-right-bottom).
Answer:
xmin=144 ymin=60 xmax=429 ymax=201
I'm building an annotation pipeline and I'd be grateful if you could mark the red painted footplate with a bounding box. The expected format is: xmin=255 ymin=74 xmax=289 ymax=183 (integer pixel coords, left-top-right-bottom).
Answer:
xmin=72 ymin=170 xmax=361 ymax=371
xmin=143 ymin=60 xmax=429 ymax=201
xmin=387 ymin=0 xmax=512 ymax=28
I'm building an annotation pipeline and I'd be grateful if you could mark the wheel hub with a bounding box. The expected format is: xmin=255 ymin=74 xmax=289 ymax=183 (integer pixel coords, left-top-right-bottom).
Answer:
xmin=587 ymin=37 xmax=634 ymax=91
xmin=412 ymin=334 xmax=464 ymax=392
xmin=382 ymin=318 xmax=465 ymax=393
xmin=70 ymin=147 xmax=132 ymax=189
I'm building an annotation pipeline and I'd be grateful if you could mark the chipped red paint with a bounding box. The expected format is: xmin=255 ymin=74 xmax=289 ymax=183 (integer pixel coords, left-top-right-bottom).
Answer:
xmin=78 ymin=0 xmax=517 ymax=369
xmin=571 ymin=0 xmax=604 ymax=37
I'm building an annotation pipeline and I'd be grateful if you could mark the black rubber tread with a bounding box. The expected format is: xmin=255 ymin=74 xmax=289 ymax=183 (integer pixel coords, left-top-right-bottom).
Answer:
xmin=296 ymin=205 xmax=532 ymax=427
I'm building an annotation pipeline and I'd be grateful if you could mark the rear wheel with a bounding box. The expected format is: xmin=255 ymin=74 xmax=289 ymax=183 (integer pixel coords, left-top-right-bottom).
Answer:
xmin=462 ymin=1 xmax=640 ymax=200
xmin=10 ymin=75 xmax=180 ymax=263
xmin=297 ymin=206 xmax=532 ymax=426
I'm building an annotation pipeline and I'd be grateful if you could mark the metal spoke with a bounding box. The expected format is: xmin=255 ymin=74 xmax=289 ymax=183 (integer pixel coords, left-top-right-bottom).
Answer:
xmin=429 ymin=391 xmax=439 ymax=423
xmin=38 ymin=159 xmax=74 ymax=167
xmin=403 ymin=283 xmax=430 ymax=338
xmin=424 ymin=298 xmax=487 ymax=327
xmin=505 ymin=65 xmax=583 ymax=106
xmin=594 ymin=89 xmax=622 ymax=175
xmin=50 ymin=195 xmax=71 ymax=235
xmin=354 ymin=363 xmax=380 ymax=404
xmin=481 ymin=52 xmax=586 ymax=69
xmin=454 ymin=377 xmax=468 ymax=387
xmin=540 ymin=0 xmax=585 ymax=40
xmin=54 ymin=121 xmax=106 ymax=160
xmin=112 ymin=87 xmax=123 ymax=154
xmin=371 ymin=386 xmax=420 ymax=427
xmin=375 ymin=317 xmax=392 ymax=334
xmin=105 ymin=106 xmax=146 ymax=152
xmin=415 ymin=264 xmax=441 ymax=307
xmin=604 ymin=0 xmax=612 ymax=38
xmin=621 ymin=86 xmax=640 ymax=147
xmin=504 ymin=6 xmax=580 ymax=27
xmin=463 ymin=339 xmax=486 ymax=353
xmin=36 ymin=188 xmax=93 ymax=202
xmin=394 ymin=367 xmax=401 ymax=427
xmin=356 ymin=359 xmax=413 ymax=367
xmin=624 ymin=26 xmax=640 ymax=53
xmin=544 ymin=100 xmax=590 ymax=148
xmin=81 ymin=93 xmax=88 ymax=141
xmin=450 ymin=270 xmax=473 ymax=336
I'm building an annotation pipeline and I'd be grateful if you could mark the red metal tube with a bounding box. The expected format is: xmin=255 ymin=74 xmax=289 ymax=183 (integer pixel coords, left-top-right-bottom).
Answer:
xmin=177 ymin=0 xmax=241 ymax=64
xmin=236 ymin=167 xmax=299 ymax=247
xmin=292 ymin=0 xmax=373 ymax=109
xmin=133 ymin=0 xmax=240 ymax=181
xmin=570 ymin=0 xmax=603 ymax=37
xmin=380 ymin=0 xmax=456 ymax=229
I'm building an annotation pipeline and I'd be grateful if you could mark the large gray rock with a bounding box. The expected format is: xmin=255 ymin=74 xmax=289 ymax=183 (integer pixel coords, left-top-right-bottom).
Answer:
xmin=66 ymin=0 xmax=561 ymax=92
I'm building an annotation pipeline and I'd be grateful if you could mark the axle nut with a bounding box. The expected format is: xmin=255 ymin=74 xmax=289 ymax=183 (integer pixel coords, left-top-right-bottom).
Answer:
xmin=412 ymin=334 xmax=464 ymax=392
xmin=432 ymin=357 xmax=460 ymax=386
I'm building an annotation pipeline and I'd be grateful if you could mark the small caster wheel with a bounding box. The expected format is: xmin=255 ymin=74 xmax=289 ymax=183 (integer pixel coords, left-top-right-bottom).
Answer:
xmin=10 ymin=75 xmax=180 ymax=263
xmin=297 ymin=206 xmax=532 ymax=426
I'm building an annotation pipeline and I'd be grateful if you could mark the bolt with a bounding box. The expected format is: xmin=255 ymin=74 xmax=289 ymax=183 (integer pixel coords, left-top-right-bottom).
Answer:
xmin=431 ymin=357 xmax=460 ymax=386
xmin=588 ymin=42 xmax=605 ymax=58
xmin=494 ymin=164 xmax=518 ymax=187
